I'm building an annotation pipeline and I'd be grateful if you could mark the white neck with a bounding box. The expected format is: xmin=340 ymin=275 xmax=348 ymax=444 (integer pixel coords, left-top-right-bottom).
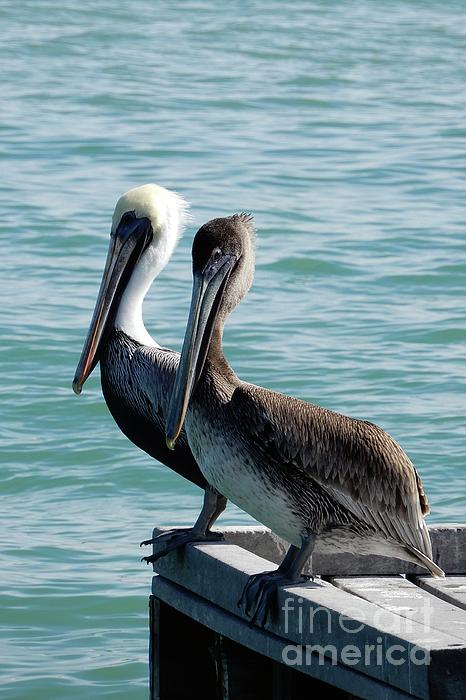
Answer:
xmin=114 ymin=261 xmax=160 ymax=347
xmin=114 ymin=204 xmax=185 ymax=346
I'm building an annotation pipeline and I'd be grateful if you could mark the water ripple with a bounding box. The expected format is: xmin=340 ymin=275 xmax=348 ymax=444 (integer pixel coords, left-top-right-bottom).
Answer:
xmin=1 ymin=1 xmax=465 ymax=698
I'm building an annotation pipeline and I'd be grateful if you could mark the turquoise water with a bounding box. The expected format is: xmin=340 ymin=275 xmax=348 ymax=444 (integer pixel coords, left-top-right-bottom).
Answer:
xmin=2 ymin=1 xmax=465 ymax=697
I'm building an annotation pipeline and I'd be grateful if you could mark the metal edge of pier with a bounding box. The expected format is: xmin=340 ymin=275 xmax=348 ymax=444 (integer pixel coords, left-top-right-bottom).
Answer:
xmin=148 ymin=524 xmax=466 ymax=700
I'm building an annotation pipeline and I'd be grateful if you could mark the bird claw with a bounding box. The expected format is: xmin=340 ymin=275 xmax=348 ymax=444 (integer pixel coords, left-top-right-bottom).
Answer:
xmin=140 ymin=528 xmax=192 ymax=548
xmin=140 ymin=528 xmax=224 ymax=564
xmin=238 ymin=570 xmax=310 ymax=628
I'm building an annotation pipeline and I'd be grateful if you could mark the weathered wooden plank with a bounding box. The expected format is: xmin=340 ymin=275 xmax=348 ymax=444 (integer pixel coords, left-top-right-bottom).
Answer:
xmin=430 ymin=526 xmax=466 ymax=575
xmin=150 ymin=539 xmax=466 ymax=698
xmin=414 ymin=576 xmax=466 ymax=612
xmin=330 ymin=577 xmax=466 ymax=643
xmin=151 ymin=524 xmax=466 ymax=576
xmin=207 ymin=633 xmax=348 ymax=700
xmin=150 ymin=594 xmax=217 ymax=699
xmin=152 ymin=576 xmax=416 ymax=700
xmin=209 ymin=634 xmax=279 ymax=700
xmin=149 ymin=595 xmax=156 ymax=700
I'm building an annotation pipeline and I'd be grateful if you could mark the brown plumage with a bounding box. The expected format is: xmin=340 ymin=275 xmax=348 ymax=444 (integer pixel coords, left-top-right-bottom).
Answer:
xmin=166 ymin=214 xmax=444 ymax=623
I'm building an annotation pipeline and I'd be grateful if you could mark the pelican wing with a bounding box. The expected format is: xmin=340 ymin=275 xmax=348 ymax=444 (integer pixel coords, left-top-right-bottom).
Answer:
xmin=229 ymin=383 xmax=432 ymax=557
xmin=137 ymin=344 xmax=191 ymax=451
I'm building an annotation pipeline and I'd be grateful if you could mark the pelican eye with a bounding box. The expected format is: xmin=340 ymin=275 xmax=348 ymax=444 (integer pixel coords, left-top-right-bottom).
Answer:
xmin=120 ymin=211 xmax=136 ymax=226
xmin=202 ymin=247 xmax=225 ymax=275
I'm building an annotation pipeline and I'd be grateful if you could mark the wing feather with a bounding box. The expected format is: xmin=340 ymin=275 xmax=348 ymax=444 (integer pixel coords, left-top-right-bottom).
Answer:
xmin=230 ymin=382 xmax=431 ymax=557
xmin=136 ymin=344 xmax=191 ymax=450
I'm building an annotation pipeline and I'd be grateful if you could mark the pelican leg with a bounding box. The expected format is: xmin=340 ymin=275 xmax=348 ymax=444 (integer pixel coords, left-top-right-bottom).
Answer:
xmin=141 ymin=486 xmax=227 ymax=564
xmin=238 ymin=533 xmax=316 ymax=628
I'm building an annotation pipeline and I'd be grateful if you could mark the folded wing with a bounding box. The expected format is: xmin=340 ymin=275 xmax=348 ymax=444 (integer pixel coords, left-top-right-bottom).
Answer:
xmin=229 ymin=383 xmax=432 ymax=558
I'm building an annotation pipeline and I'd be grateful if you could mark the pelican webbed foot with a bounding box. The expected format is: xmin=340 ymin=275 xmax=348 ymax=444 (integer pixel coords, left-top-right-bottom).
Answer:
xmin=238 ymin=534 xmax=317 ymax=627
xmin=238 ymin=567 xmax=310 ymax=627
xmin=141 ymin=527 xmax=224 ymax=564
xmin=140 ymin=485 xmax=227 ymax=564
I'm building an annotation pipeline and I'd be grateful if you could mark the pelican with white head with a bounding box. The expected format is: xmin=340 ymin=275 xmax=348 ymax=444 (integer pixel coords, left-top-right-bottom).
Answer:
xmin=72 ymin=184 xmax=227 ymax=560
xmin=73 ymin=184 xmax=189 ymax=392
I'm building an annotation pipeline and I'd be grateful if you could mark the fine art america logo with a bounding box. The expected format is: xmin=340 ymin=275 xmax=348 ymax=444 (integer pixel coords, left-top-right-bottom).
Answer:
xmin=280 ymin=597 xmax=432 ymax=668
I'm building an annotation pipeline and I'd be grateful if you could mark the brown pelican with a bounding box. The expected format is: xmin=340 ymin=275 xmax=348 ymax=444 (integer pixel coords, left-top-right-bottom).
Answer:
xmin=72 ymin=184 xmax=226 ymax=561
xmin=166 ymin=214 xmax=444 ymax=625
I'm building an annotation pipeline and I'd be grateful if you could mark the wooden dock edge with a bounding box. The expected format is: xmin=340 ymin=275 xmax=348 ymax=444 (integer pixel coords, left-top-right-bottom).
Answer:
xmin=148 ymin=524 xmax=466 ymax=700
xmin=201 ymin=524 xmax=465 ymax=576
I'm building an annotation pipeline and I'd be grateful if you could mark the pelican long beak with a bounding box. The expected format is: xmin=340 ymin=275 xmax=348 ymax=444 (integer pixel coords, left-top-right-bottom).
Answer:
xmin=72 ymin=217 xmax=152 ymax=394
xmin=165 ymin=251 xmax=237 ymax=448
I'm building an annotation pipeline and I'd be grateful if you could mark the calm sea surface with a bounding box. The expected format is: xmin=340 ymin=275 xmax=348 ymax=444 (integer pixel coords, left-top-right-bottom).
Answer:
xmin=1 ymin=1 xmax=465 ymax=697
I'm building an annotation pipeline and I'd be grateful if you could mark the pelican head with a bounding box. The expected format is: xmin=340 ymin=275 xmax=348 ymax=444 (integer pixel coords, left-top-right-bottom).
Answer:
xmin=166 ymin=213 xmax=255 ymax=448
xmin=72 ymin=184 xmax=189 ymax=395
